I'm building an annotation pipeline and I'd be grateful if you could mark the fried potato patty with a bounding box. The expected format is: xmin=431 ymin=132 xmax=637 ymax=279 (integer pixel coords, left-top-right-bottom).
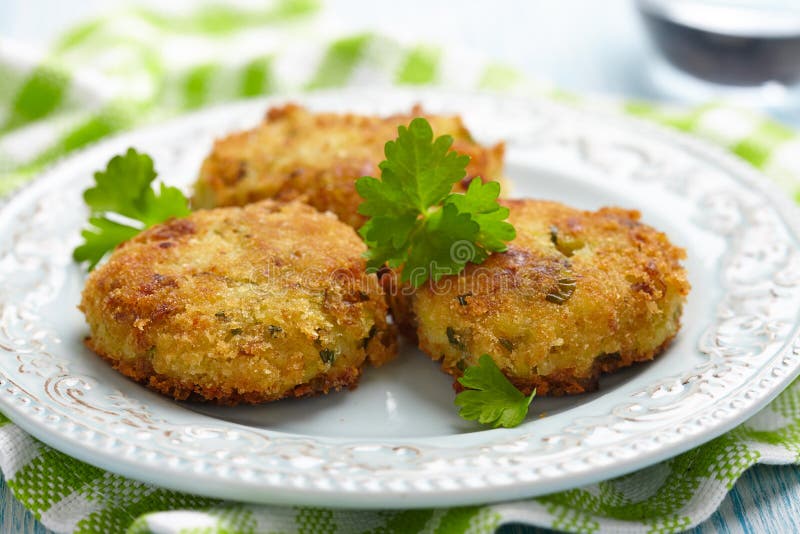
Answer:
xmin=192 ymin=104 xmax=506 ymax=228
xmin=388 ymin=199 xmax=690 ymax=396
xmin=80 ymin=200 xmax=397 ymax=404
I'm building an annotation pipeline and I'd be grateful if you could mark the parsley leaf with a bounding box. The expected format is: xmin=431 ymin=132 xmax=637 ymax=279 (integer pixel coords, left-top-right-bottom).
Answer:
xmin=445 ymin=179 xmax=516 ymax=252
xmin=455 ymin=354 xmax=535 ymax=428
xmin=73 ymin=148 xmax=190 ymax=270
xmin=356 ymin=118 xmax=515 ymax=287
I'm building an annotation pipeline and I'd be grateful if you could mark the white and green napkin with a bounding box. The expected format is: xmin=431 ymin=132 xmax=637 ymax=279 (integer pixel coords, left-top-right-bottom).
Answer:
xmin=1 ymin=2 xmax=800 ymax=533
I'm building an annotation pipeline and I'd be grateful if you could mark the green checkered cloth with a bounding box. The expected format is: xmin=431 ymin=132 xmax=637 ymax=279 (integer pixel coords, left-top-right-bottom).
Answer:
xmin=2 ymin=2 xmax=800 ymax=533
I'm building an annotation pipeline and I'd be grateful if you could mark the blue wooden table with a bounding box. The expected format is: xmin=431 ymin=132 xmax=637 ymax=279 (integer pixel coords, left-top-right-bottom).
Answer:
xmin=4 ymin=464 xmax=800 ymax=533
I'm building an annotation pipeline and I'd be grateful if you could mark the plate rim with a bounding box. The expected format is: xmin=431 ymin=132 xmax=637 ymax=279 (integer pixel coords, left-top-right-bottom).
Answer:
xmin=1 ymin=87 xmax=799 ymax=509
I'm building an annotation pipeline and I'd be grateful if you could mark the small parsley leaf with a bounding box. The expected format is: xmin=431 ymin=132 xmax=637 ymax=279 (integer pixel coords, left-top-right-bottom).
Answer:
xmin=73 ymin=218 xmax=141 ymax=270
xmin=455 ymin=354 xmax=535 ymax=428
xmin=73 ymin=148 xmax=190 ymax=270
xmin=444 ymin=179 xmax=516 ymax=252
xmin=356 ymin=118 xmax=515 ymax=287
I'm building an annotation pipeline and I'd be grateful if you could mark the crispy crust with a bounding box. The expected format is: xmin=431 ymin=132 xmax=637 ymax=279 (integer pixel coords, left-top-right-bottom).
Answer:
xmin=452 ymin=333 xmax=678 ymax=396
xmin=79 ymin=200 xmax=397 ymax=405
xmin=192 ymin=104 xmax=507 ymax=228
xmin=390 ymin=199 xmax=690 ymax=396
xmin=86 ymin=337 xmax=363 ymax=405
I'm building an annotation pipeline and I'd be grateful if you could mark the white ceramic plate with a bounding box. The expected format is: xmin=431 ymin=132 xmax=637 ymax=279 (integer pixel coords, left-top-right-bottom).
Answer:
xmin=1 ymin=89 xmax=799 ymax=509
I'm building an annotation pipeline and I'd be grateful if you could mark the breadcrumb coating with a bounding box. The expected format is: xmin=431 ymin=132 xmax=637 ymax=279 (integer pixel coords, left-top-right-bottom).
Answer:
xmin=387 ymin=199 xmax=690 ymax=395
xmin=192 ymin=104 xmax=506 ymax=228
xmin=80 ymin=200 xmax=397 ymax=404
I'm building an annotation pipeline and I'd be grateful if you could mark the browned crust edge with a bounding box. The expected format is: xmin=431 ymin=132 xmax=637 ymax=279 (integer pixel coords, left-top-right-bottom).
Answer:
xmin=85 ymin=338 xmax=363 ymax=406
xmin=450 ymin=332 xmax=678 ymax=396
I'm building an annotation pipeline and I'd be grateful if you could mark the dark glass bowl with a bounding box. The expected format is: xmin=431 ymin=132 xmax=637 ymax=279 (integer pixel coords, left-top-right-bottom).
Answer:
xmin=637 ymin=0 xmax=800 ymax=86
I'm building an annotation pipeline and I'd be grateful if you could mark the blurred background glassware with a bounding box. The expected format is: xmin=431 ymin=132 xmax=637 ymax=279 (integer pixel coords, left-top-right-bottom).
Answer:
xmin=636 ymin=0 xmax=800 ymax=122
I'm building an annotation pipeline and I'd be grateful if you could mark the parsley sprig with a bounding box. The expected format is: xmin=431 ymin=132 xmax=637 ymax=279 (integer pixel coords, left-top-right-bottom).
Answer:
xmin=356 ymin=118 xmax=515 ymax=287
xmin=73 ymin=148 xmax=190 ymax=270
xmin=455 ymin=354 xmax=536 ymax=428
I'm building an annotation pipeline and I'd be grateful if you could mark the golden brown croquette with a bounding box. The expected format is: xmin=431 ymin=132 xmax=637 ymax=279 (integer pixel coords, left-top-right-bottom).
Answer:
xmin=387 ymin=199 xmax=690 ymax=396
xmin=192 ymin=104 xmax=506 ymax=228
xmin=79 ymin=200 xmax=397 ymax=404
